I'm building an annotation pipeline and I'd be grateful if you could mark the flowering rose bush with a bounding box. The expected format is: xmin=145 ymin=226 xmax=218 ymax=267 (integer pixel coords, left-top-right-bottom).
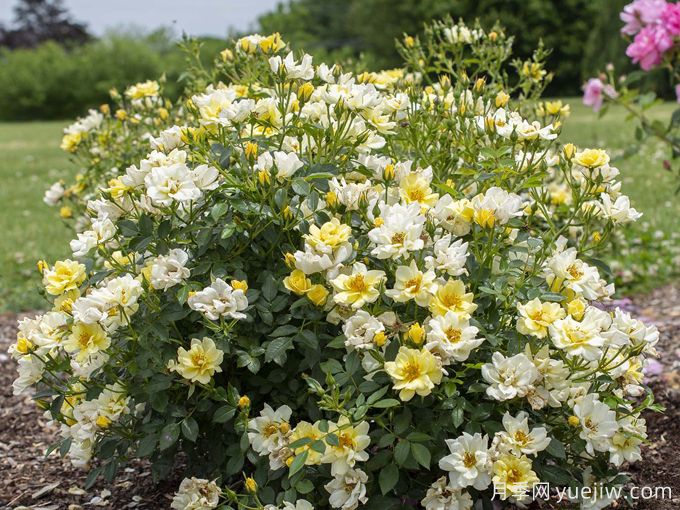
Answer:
xmin=43 ymin=78 xmax=181 ymax=223
xmin=16 ymin=22 xmax=661 ymax=510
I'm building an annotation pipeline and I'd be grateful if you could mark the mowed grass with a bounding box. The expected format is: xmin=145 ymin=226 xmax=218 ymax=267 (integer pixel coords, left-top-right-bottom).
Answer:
xmin=560 ymin=99 xmax=680 ymax=237
xmin=0 ymin=122 xmax=73 ymax=312
xmin=0 ymin=102 xmax=678 ymax=312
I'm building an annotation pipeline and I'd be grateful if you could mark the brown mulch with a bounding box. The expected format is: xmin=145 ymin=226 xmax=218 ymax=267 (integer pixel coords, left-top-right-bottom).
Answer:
xmin=1 ymin=284 xmax=680 ymax=509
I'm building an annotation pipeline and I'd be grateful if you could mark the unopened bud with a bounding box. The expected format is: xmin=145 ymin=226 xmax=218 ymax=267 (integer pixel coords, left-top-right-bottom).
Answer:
xmin=245 ymin=477 xmax=258 ymax=493
xmin=298 ymin=82 xmax=314 ymax=101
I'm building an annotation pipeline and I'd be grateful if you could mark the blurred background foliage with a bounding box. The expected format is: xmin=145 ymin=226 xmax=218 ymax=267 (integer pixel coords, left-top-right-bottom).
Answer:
xmin=0 ymin=0 xmax=676 ymax=120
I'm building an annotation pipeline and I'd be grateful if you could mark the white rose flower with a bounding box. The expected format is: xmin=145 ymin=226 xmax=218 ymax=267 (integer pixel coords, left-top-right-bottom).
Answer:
xmin=150 ymin=249 xmax=191 ymax=290
xmin=438 ymin=432 xmax=492 ymax=490
xmin=188 ymin=278 xmax=248 ymax=320
xmin=324 ymin=468 xmax=368 ymax=510
xmin=171 ymin=477 xmax=221 ymax=510
xmin=368 ymin=202 xmax=425 ymax=259
xmin=343 ymin=310 xmax=384 ymax=351
xmin=425 ymin=311 xmax=483 ymax=364
xmin=481 ymin=352 xmax=539 ymax=401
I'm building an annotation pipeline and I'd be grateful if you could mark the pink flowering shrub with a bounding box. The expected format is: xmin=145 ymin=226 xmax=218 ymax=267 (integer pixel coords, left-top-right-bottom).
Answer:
xmin=583 ymin=1 xmax=680 ymax=189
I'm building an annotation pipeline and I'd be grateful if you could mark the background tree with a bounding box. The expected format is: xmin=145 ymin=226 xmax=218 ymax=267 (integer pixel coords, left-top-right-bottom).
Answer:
xmin=259 ymin=0 xmax=614 ymax=96
xmin=0 ymin=0 xmax=90 ymax=49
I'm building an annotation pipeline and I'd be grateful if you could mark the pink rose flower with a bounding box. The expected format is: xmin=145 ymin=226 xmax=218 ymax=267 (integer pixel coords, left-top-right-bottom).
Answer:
xmin=661 ymin=1 xmax=680 ymax=35
xmin=626 ymin=24 xmax=673 ymax=70
xmin=621 ymin=0 xmax=668 ymax=35
xmin=582 ymin=78 xmax=618 ymax=112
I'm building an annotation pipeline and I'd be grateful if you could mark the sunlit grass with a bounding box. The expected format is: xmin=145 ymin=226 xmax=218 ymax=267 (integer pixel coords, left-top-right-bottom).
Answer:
xmin=0 ymin=122 xmax=72 ymax=312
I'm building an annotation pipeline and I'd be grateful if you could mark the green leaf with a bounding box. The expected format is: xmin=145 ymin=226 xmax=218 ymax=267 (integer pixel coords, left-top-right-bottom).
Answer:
xmin=394 ymin=441 xmax=410 ymax=465
xmin=311 ymin=440 xmax=326 ymax=454
xmin=265 ymin=336 xmax=294 ymax=365
xmin=211 ymin=202 xmax=229 ymax=221
xmin=136 ymin=433 xmax=157 ymax=457
xmin=296 ymin=479 xmax=314 ymax=494
xmin=181 ymin=417 xmax=199 ymax=442
xmin=410 ymin=443 xmax=431 ymax=468
xmin=159 ymin=423 xmax=180 ymax=450
xmin=288 ymin=451 xmax=308 ymax=477
xmin=288 ymin=437 xmax=312 ymax=449
xmin=545 ymin=438 xmax=566 ymax=459
xmin=292 ymin=178 xmax=311 ymax=196
xmin=373 ymin=398 xmax=400 ymax=409
xmin=379 ymin=464 xmax=399 ymax=495
xmin=213 ymin=405 xmax=236 ymax=423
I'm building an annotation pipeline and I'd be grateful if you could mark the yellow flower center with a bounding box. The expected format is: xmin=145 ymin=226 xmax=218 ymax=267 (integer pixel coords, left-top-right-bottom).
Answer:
xmin=514 ymin=430 xmax=529 ymax=445
xmin=445 ymin=327 xmax=461 ymax=343
xmin=506 ymin=467 xmax=522 ymax=484
xmin=347 ymin=274 xmax=368 ymax=293
xmin=463 ymin=452 xmax=477 ymax=468
xmin=405 ymin=276 xmax=422 ymax=293
xmin=191 ymin=351 xmax=207 ymax=368
xmin=391 ymin=232 xmax=406 ymax=245
xmin=402 ymin=360 xmax=422 ymax=382
xmin=264 ymin=423 xmax=278 ymax=437
xmin=567 ymin=264 xmax=583 ymax=280
xmin=339 ymin=432 xmax=354 ymax=449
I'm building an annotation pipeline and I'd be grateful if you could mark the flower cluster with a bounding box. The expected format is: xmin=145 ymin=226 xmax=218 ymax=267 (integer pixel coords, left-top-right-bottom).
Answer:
xmin=621 ymin=0 xmax=680 ymax=70
xmin=44 ymin=79 xmax=180 ymax=223
xmin=15 ymin=21 xmax=659 ymax=510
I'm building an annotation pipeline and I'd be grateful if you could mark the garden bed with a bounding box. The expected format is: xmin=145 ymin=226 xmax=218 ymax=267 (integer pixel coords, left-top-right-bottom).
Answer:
xmin=2 ymin=283 xmax=680 ymax=509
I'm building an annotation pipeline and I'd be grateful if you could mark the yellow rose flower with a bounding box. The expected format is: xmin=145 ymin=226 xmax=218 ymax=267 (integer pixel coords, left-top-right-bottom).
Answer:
xmin=43 ymin=259 xmax=86 ymax=295
xmin=307 ymin=284 xmax=329 ymax=306
xmin=495 ymin=91 xmax=510 ymax=108
xmin=399 ymin=173 xmax=439 ymax=210
xmin=405 ymin=322 xmax=425 ymax=345
xmin=574 ymin=148 xmax=609 ymax=168
xmin=516 ymin=298 xmax=566 ymax=339
xmin=289 ymin=421 xmax=324 ymax=465
xmin=284 ymin=269 xmax=312 ymax=296
xmin=60 ymin=132 xmax=83 ymax=152
xmin=385 ymin=346 xmax=442 ymax=401
xmin=168 ymin=337 xmax=224 ymax=385
xmin=304 ymin=218 xmax=351 ymax=251
xmin=330 ymin=263 xmax=385 ymax=309
xmin=65 ymin=322 xmax=110 ymax=362
xmin=492 ymin=454 xmax=539 ymax=500
xmin=429 ymin=280 xmax=477 ymax=318
xmin=53 ymin=288 xmax=80 ymax=313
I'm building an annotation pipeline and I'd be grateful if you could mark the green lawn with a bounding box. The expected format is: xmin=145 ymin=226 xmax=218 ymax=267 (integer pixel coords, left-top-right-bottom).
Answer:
xmin=0 ymin=122 xmax=73 ymax=312
xmin=0 ymin=103 xmax=678 ymax=312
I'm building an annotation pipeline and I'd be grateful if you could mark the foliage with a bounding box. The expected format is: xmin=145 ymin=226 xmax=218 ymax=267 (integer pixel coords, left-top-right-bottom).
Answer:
xmin=13 ymin=22 xmax=660 ymax=510
xmin=0 ymin=0 xmax=90 ymax=49
xmin=0 ymin=30 xmax=228 ymax=121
